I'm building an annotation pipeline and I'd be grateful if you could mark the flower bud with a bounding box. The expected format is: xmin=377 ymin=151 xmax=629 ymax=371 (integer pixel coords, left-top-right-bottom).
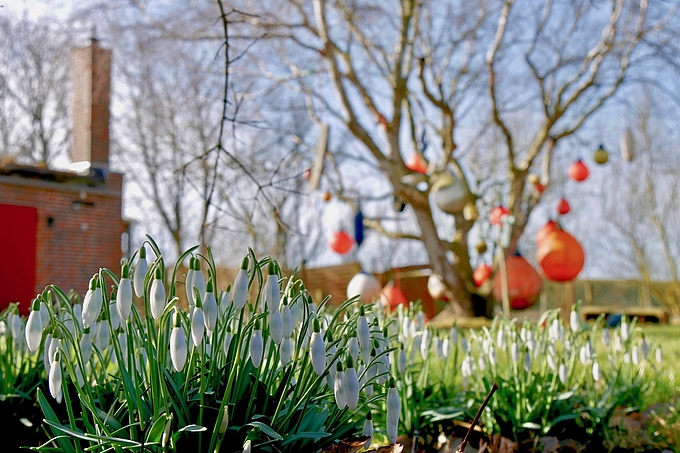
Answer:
xmin=170 ymin=311 xmax=187 ymax=372
xmin=348 ymin=333 xmax=359 ymax=363
xmin=655 ymin=347 xmax=663 ymax=364
xmin=621 ymin=318 xmax=629 ymax=341
xmin=25 ymin=300 xmax=43 ymax=352
xmin=191 ymin=306 xmax=205 ymax=347
xmin=223 ymin=327 xmax=233 ymax=357
xmin=269 ymin=311 xmax=283 ymax=345
xmin=641 ymin=337 xmax=649 ymax=359
xmin=232 ymin=258 xmax=249 ymax=310
xmin=250 ymin=320 xmax=263 ymax=368
xmin=280 ymin=337 xmax=293 ymax=365
xmin=523 ymin=351 xmax=532 ymax=372
xmin=357 ymin=307 xmax=370 ymax=351
xmin=49 ymin=357 xmax=63 ymax=403
xmin=592 ymin=361 xmax=601 ymax=381
xmin=82 ymin=276 xmax=103 ymax=329
xmin=344 ymin=356 xmax=359 ymax=409
xmin=362 ymin=412 xmax=373 ymax=449
xmin=632 ymin=345 xmax=640 ymax=365
xmin=80 ymin=329 xmax=93 ymax=363
xmin=263 ymin=264 xmax=280 ymax=314
xmin=149 ymin=268 xmax=166 ymax=320
xmin=117 ymin=265 xmax=133 ymax=320
xmin=202 ymin=281 xmax=218 ymax=332
xmin=133 ymin=246 xmax=148 ymax=299
xmin=334 ymin=362 xmax=346 ymax=409
xmin=95 ymin=321 xmax=110 ymax=351
xmin=570 ymin=310 xmax=580 ymax=333
xmin=397 ymin=345 xmax=406 ymax=374
xmin=601 ymin=328 xmax=610 ymax=347
xmin=558 ymin=363 xmax=567 ymax=385
xmin=281 ymin=301 xmax=294 ymax=339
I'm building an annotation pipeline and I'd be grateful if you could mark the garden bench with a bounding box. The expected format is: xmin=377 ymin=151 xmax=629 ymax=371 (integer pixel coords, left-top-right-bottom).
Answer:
xmin=580 ymin=306 xmax=669 ymax=324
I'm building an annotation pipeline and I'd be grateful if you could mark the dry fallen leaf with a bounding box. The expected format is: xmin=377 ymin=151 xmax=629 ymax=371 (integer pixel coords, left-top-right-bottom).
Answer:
xmin=320 ymin=436 xmax=370 ymax=453
xmin=366 ymin=444 xmax=404 ymax=453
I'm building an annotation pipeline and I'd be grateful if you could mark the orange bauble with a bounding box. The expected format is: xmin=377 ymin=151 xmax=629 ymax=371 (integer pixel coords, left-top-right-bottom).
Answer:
xmin=537 ymin=230 xmax=585 ymax=282
xmin=322 ymin=192 xmax=332 ymax=202
xmin=406 ymin=153 xmax=428 ymax=174
xmin=490 ymin=206 xmax=509 ymax=225
xmin=328 ymin=231 xmax=353 ymax=254
xmin=536 ymin=220 xmax=558 ymax=245
xmin=380 ymin=282 xmax=409 ymax=310
xmin=473 ymin=264 xmax=492 ymax=287
xmin=492 ymin=256 xmax=542 ymax=310
xmin=569 ymin=160 xmax=589 ymax=182
xmin=557 ymin=198 xmax=570 ymax=215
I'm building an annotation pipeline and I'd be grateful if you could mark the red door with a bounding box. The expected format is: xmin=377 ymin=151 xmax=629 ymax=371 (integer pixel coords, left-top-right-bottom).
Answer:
xmin=0 ymin=204 xmax=37 ymax=315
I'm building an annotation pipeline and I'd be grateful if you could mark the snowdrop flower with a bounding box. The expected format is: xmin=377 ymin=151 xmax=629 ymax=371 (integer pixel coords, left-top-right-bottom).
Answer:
xmin=117 ymin=263 xmax=133 ymax=321
xmin=489 ymin=346 xmax=497 ymax=368
xmin=269 ymin=310 xmax=283 ymax=345
xmin=219 ymin=407 xmax=230 ymax=434
xmin=601 ymin=328 xmax=610 ymax=347
xmin=185 ymin=257 xmax=196 ymax=307
xmin=109 ymin=298 xmax=121 ymax=331
xmin=344 ymin=356 xmax=360 ymax=409
xmin=632 ymin=345 xmax=640 ymax=365
xmin=9 ymin=312 xmax=22 ymax=339
xmin=149 ymin=268 xmax=166 ymax=320
xmin=416 ymin=311 xmax=425 ymax=330
xmin=80 ymin=329 xmax=93 ymax=363
xmin=48 ymin=337 xmax=60 ymax=365
xmin=243 ymin=440 xmax=251 ymax=453
xmin=558 ymin=363 xmax=568 ymax=385
xmin=614 ymin=332 xmax=623 ymax=351
xmin=25 ymin=299 xmax=43 ymax=352
xmin=397 ymin=344 xmax=407 ymax=374
xmin=477 ymin=355 xmax=486 ymax=371
xmin=49 ymin=353 xmax=63 ymax=403
xmin=442 ymin=338 xmax=450 ymax=358
xmin=570 ymin=310 xmax=580 ymax=333
xmin=169 ymin=310 xmax=187 ymax=372
xmin=348 ymin=332 xmax=359 ymax=363
xmin=118 ymin=331 xmax=128 ymax=366
xmin=191 ymin=261 xmax=206 ymax=306
xmin=496 ymin=327 xmax=505 ymax=349
xmin=362 ymin=412 xmax=373 ymax=449
xmin=621 ymin=318 xmax=629 ymax=341
xmin=219 ymin=286 xmax=231 ymax=315
xmin=202 ymin=281 xmax=218 ymax=332
xmin=510 ymin=341 xmax=519 ymax=364
xmin=525 ymin=330 xmax=535 ymax=351
xmin=450 ymin=326 xmax=458 ymax=347
xmin=433 ymin=335 xmax=443 ymax=360
xmin=263 ymin=263 xmax=280 ymax=313
xmin=191 ymin=302 xmax=205 ymax=347
xmin=386 ymin=377 xmax=400 ymax=444
xmin=95 ymin=321 xmax=110 ymax=351
xmin=592 ymin=361 xmax=602 ymax=381
xmin=223 ymin=326 xmax=233 ymax=356
xmin=280 ymin=337 xmax=293 ymax=365
xmin=310 ymin=319 xmax=326 ymax=376
xmin=641 ymin=337 xmax=650 ymax=359
xmin=250 ymin=320 xmax=263 ymax=368
xmin=43 ymin=334 xmax=53 ymax=375
xmin=462 ymin=355 xmax=474 ymax=378
xmin=232 ymin=257 xmax=249 ymax=310
xmin=547 ymin=352 xmax=556 ymax=371
xmin=401 ymin=316 xmax=412 ymax=341
xmin=461 ymin=336 xmax=469 ymax=354
xmin=420 ymin=328 xmax=431 ymax=360
xmin=334 ymin=362 xmax=346 ymax=409
xmin=655 ymin=347 xmax=663 ymax=364
xmin=82 ymin=276 xmax=103 ymax=329
xmin=281 ymin=299 xmax=294 ymax=339
xmin=357 ymin=306 xmax=370 ymax=351
xmin=133 ymin=246 xmax=148 ymax=299
xmin=39 ymin=300 xmax=49 ymax=326
xmin=524 ymin=351 xmax=532 ymax=372
xmin=579 ymin=344 xmax=592 ymax=365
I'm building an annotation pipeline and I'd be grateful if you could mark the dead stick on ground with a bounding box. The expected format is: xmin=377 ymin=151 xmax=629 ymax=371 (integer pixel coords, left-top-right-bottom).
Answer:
xmin=457 ymin=382 xmax=499 ymax=453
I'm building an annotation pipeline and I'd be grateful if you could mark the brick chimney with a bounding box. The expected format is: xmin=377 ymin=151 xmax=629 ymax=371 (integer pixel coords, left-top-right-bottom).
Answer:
xmin=71 ymin=38 xmax=111 ymax=169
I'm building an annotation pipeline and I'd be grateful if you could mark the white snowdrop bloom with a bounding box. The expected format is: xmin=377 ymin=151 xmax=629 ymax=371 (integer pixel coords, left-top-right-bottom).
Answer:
xmin=614 ymin=332 xmax=623 ymax=352
xmin=202 ymin=282 xmax=218 ymax=332
xmin=219 ymin=287 xmax=231 ymax=315
xmin=169 ymin=310 xmax=187 ymax=372
xmin=109 ymin=300 xmax=121 ymax=331
xmin=82 ymin=277 xmax=103 ymax=329
xmin=378 ymin=353 xmax=390 ymax=385
xmin=641 ymin=337 xmax=650 ymax=359
xmin=334 ymin=363 xmax=347 ymax=409
xmin=386 ymin=379 xmax=400 ymax=444
xmin=48 ymin=337 xmax=60 ymax=365
xmin=398 ymin=346 xmax=407 ymax=374
xmin=9 ymin=312 xmax=22 ymax=339
xmin=243 ymin=440 xmax=251 ymax=453
xmin=191 ymin=263 xmax=206 ymax=308
xmin=96 ymin=322 xmax=110 ymax=351
xmin=481 ymin=337 xmax=490 ymax=356
xmin=548 ymin=343 xmax=555 ymax=357
xmin=632 ymin=345 xmax=640 ymax=365
xmin=310 ymin=319 xmax=326 ymax=376
xmin=73 ymin=364 xmax=85 ymax=388
xmin=348 ymin=334 xmax=359 ymax=363
xmin=548 ymin=319 xmax=559 ymax=342
xmin=191 ymin=306 xmax=205 ymax=347
xmin=401 ymin=316 xmax=412 ymax=341
xmin=280 ymin=337 xmax=294 ymax=365
xmin=344 ymin=357 xmax=360 ymax=409
xmin=43 ymin=334 xmax=53 ymax=375
xmin=357 ymin=307 xmax=370 ymax=350
xmin=263 ymin=265 xmax=280 ymax=313
xmin=547 ymin=352 xmax=556 ymax=371
xmin=223 ymin=329 xmax=233 ymax=356
xmin=570 ymin=310 xmax=580 ymax=333
xmin=620 ymin=319 xmax=630 ymax=342
xmin=558 ymin=363 xmax=568 ymax=385
xmin=655 ymin=347 xmax=663 ymax=364
xmin=133 ymin=246 xmax=148 ymax=299
xmin=525 ymin=330 xmax=535 ymax=351
xmin=418 ymin=329 xmax=430 ymax=360
xmin=442 ymin=338 xmax=450 ymax=358
xmin=219 ymin=407 xmax=230 ymax=434
xmin=461 ymin=336 xmax=469 ymax=354
xmin=496 ymin=327 xmax=505 ymax=349
xmin=232 ymin=258 xmax=249 ymax=310
xmin=117 ymin=264 xmax=133 ymax=320
xmin=461 ymin=355 xmax=474 ymax=378
xmin=416 ymin=311 xmax=425 ymax=330
xmin=623 ymin=353 xmax=630 ymax=364
xmin=269 ymin=311 xmax=283 ymax=345
xmin=25 ymin=301 xmax=43 ymax=353
xmin=450 ymin=326 xmax=458 ymax=347
xmin=592 ymin=361 xmax=602 ymax=381
xmin=602 ymin=328 xmax=611 ymax=347
xmin=118 ymin=331 xmax=128 ymax=366
xmin=49 ymin=356 xmax=63 ymax=403
xmin=478 ymin=355 xmax=487 ymax=371
xmin=564 ymin=339 xmax=572 ymax=352
xmin=80 ymin=329 xmax=93 ymax=363
xmin=489 ymin=346 xmax=497 ymax=368
xmin=281 ymin=302 xmax=294 ymax=339
xmin=520 ymin=326 xmax=528 ymax=342
xmin=250 ymin=321 xmax=264 ymax=368
xmin=524 ymin=352 xmax=532 ymax=372
xmin=510 ymin=341 xmax=519 ymax=364
xmin=362 ymin=413 xmax=373 ymax=449
xmin=387 ymin=422 xmax=398 ymax=445
xmin=149 ymin=268 xmax=166 ymax=320
xmin=579 ymin=345 xmax=590 ymax=365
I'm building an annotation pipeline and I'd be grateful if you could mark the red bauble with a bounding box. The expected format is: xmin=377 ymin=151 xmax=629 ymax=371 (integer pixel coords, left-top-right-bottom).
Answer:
xmin=380 ymin=282 xmax=409 ymax=311
xmin=490 ymin=206 xmax=509 ymax=226
xmin=406 ymin=153 xmax=428 ymax=174
xmin=492 ymin=256 xmax=542 ymax=310
xmin=557 ymin=198 xmax=570 ymax=215
xmin=473 ymin=264 xmax=492 ymax=287
xmin=536 ymin=220 xmax=558 ymax=245
xmin=569 ymin=160 xmax=589 ymax=182
xmin=328 ymin=231 xmax=353 ymax=254
xmin=537 ymin=230 xmax=585 ymax=282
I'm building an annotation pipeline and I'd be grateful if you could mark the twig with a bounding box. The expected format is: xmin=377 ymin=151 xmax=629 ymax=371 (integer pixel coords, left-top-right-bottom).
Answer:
xmin=457 ymin=382 xmax=499 ymax=453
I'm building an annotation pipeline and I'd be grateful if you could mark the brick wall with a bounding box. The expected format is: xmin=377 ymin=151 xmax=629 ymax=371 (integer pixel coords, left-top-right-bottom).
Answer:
xmin=0 ymin=173 xmax=124 ymax=300
xmin=71 ymin=39 xmax=111 ymax=168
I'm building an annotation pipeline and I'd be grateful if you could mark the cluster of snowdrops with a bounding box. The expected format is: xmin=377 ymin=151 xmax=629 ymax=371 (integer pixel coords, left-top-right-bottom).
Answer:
xmin=0 ymin=239 xmax=668 ymax=452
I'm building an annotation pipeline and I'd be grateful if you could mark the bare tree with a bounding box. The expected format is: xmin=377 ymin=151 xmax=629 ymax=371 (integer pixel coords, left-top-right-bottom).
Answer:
xmin=0 ymin=13 xmax=72 ymax=165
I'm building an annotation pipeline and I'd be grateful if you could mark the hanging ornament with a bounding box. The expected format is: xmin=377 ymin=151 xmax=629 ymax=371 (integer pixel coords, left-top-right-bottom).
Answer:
xmin=536 ymin=219 xmax=558 ymax=245
xmin=405 ymin=153 xmax=428 ymax=174
xmin=328 ymin=231 xmax=353 ymax=254
xmin=354 ymin=211 xmax=364 ymax=246
xmin=569 ymin=160 xmax=589 ymax=182
xmin=432 ymin=173 xmax=471 ymax=214
xmin=380 ymin=281 xmax=408 ymax=311
xmin=594 ymin=145 xmax=609 ymax=164
xmin=346 ymin=272 xmax=381 ymax=303
xmin=427 ymin=273 xmax=448 ymax=300
xmin=492 ymin=255 xmax=542 ymax=310
xmin=473 ymin=264 xmax=492 ymax=287
xmin=621 ymin=129 xmax=634 ymax=162
xmin=557 ymin=198 xmax=570 ymax=215
xmin=490 ymin=206 xmax=509 ymax=226
xmin=475 ymin=240 xmax=488 ymax=254
xmin=322 ymin=192 xmax=332 ymax=202
xmin=537 ymin=229 xmax=585 ymax=282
